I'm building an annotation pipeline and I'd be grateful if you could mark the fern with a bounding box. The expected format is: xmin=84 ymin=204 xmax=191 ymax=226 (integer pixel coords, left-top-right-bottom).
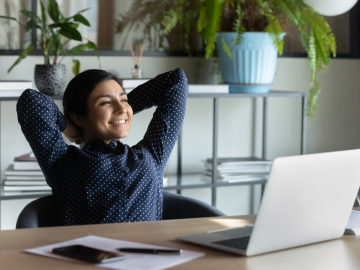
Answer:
xmin=162 ymin=9 xmax=179 ymax=35
xmin=203 ymin=0 xmax=224 ymax=59
xmin=232 ymin=2 xmax=245 ymax=46
xmin=222 ymin=37 xmax=233 ymax=59
xmin=264 ymin=14 xmax=283 ymax=55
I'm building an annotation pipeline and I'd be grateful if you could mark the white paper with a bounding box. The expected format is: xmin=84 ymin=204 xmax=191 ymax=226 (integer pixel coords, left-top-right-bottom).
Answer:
xmin=25 ymin=235 xmax=204 ymax=270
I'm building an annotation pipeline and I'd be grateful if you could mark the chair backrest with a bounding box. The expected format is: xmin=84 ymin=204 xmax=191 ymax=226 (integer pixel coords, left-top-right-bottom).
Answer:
xmin=16 ymin=192 xmax=226 ymax=229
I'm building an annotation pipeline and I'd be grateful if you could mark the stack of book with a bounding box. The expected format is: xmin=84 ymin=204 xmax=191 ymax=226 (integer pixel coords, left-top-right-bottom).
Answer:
xmin=2 ymin=153 xmax=51 ymax=192
xmin=202 ymin=157 xmax=271 ymax=183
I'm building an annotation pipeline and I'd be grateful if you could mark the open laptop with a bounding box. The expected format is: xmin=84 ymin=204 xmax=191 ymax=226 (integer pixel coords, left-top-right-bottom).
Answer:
xmin=177 ymin=150 xmax=360 ymax=256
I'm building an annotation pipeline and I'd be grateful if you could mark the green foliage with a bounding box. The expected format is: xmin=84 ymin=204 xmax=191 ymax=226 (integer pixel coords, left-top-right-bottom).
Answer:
xmin=232 ymin=2 xmax=245 ymax=46
xmin=161 ymin=0 xmax=337 ymax=117
xmin=0 ymin=0 xmax=100 ymax=76
xmin=222 ymin=37 xmax=233 ymax=59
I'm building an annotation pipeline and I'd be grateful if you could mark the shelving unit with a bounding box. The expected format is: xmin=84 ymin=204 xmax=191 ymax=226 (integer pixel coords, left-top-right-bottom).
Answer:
xmin=0 ymin=90 xmax=307 ymax=228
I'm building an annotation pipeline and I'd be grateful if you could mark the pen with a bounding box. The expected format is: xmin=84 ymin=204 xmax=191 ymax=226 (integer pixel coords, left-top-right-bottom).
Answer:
xmin=118 ymin=248 xmax=182 ymax=255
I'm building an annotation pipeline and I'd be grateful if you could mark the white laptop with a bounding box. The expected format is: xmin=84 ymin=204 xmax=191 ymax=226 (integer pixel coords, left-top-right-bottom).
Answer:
xmin=177 ymin=150 xmax=360 ymax=256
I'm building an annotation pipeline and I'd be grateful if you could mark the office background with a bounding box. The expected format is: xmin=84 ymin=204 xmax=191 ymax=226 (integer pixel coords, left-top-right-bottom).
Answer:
xmin=1 ymin=0 xmax=360 ymax=230
xmin=1 ymin=56 xmax=359 ymax=230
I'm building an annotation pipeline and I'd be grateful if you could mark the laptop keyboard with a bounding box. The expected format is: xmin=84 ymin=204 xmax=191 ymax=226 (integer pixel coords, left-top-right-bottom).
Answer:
xmin=212 ymin=236 xmax=251 ymax=250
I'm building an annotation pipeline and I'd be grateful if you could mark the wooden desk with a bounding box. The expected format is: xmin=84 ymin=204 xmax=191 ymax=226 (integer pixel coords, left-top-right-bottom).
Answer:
xmin=1 ymin=214 xmax=360 ymax=270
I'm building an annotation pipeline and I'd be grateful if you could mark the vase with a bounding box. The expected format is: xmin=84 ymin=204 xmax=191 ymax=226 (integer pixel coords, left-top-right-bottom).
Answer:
xmin=34 ymin=64 xmax=66 ymax=95
xmin=216 ymin=32 xmax=281 ymax=93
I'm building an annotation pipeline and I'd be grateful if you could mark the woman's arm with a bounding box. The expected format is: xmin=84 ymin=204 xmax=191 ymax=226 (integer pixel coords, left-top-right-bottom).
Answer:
xmin=17 ymin=89 xmax=68 ymax=187
xmin=128 ymin=68 xmax=187 ymax=169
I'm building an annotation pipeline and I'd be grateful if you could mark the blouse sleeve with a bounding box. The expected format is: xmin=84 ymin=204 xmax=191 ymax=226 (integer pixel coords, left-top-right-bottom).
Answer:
xmin=128 ymin=68 xmax=187 ymax=169
xmin=16 ymin=89 xmax=68 ymax=187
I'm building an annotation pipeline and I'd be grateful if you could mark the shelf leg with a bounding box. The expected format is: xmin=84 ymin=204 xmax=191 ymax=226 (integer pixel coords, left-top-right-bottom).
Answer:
xmin=176 ymin=128 xmax=182 ymax=194
xmin=301 ymin=95 xmax=307 ymax=155
xmin=212 ymin=98 xmax=219 ymax=207
xmin=262 ymin=97 xmax=268 ymax=160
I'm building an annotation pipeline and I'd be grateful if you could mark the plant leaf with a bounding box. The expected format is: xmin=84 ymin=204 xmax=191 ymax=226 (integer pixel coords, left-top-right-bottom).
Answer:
xmin=0 ymin=15 xmax=17 ymax=21
xmin=26 ymin=21 xmax=41 ymax=30
xmin=59 ymin=25 xmax=82 ymax=41
xmin=20 ymin=10 xmax=41 ymax=23
xmin=7 ymin=44 xmax=34 ymax=73
xmin=45 ymin=35 xmax=55 ymax=55
xmin=265 ymin=14 xmax=284 ymax=55
xmin=232 ymin=2 xmax=245 ymax=46
xmin=162 ymin=9 xmax=178 ymax=35
xmin=73 ymin=14 xmax=90 ymax=26
xmin=222 ymin=37 xmax=233 ymax=59
xmin=48 ymin=0 xmax=60 ymax=23
xmin=72 ymin=59 xmax=80 ymax=76
xmin=69 ymin=43 xmax=90 ymax=55
xmin=49 ymin=22 xmax=73 ymax=28
xmin=40 ymin=1 xmax=46 ymax=25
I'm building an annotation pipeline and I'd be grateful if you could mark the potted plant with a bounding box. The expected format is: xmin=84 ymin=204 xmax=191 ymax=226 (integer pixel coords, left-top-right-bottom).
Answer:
xmin=161 ymin=0 xmax=336 ymax=117
xmin=0 ymin=0 xmax=101 ymax=95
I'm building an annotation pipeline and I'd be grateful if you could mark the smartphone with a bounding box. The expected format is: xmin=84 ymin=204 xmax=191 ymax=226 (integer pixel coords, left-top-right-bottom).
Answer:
xmin=52 ymin=245 xmax=126 ymax=264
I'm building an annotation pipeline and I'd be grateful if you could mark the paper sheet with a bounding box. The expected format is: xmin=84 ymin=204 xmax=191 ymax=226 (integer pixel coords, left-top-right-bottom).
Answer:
xmin=25 ymin=235 xmax=204 ymax=270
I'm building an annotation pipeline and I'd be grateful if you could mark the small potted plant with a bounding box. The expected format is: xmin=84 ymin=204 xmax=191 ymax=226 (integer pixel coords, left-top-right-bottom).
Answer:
xmin=0 ymin=0 xmax=101 ymax=95
xmin=161 ymin=0 xmax=336 ymax=117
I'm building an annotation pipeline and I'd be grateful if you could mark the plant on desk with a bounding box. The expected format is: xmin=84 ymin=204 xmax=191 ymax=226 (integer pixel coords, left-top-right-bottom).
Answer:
xmin=161 ymin=0 xmax=336 ymax=117
xmin=0 ymin=0 xmax=100 ymax=95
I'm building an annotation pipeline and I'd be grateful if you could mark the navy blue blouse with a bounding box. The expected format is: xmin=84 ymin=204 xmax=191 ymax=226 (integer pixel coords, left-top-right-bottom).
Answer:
xmin=17 ymin=68 xmax=187 ymax=226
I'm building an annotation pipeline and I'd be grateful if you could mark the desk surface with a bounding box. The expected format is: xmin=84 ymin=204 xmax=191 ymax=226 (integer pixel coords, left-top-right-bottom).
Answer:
xmin=1 ymin=214 xmax=360 ymax=270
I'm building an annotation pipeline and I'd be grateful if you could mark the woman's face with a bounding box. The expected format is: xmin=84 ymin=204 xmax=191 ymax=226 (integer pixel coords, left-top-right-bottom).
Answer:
xmin=81 ymin=79 xmax=133 ymax=144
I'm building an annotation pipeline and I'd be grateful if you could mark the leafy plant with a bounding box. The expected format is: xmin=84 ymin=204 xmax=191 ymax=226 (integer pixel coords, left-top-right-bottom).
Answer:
xmin=162 ymin=0 xmax=337 ymax=117
xmin=0 ymin=0 xmax=100 ymax=76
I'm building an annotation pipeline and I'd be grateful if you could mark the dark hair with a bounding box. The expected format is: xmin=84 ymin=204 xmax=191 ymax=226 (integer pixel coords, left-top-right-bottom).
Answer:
xmin=63 ymin=69 xmax=123 ymax=137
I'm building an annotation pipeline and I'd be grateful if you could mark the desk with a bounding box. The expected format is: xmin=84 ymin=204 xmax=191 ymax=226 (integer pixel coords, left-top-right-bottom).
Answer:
xmin=1 ymin=214 xmax=359 ymax=270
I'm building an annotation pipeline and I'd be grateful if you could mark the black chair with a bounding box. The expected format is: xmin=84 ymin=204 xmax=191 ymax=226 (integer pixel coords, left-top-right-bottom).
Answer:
xmin=16 ymin=192 xmax=226 ymax=229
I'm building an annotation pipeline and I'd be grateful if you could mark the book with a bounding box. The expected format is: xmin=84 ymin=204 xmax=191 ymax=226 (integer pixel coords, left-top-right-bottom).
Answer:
xmin=202 ymin=174 xmax=268 ymax=183
xmin=3 ymin=185 xmax=51 ymax=191
xmin=17 ymin=153 xmax=37 ymax=161
xmin=13 ymin=158 xmax=41 ymax=170
xmin=120 ymin=79 xmax=149 ymax=89
xmin=204 ymin=157 xmax=272 ymax=173
xmin=206 ymin=157 xmax=272 ymax=165
xmin=0 ymin=80 xmax=32 ymax=90
xmin=188 ymin=85 xmax=229 ymax=94
xmin=345 ymin=210 xmax=360 ymax=235
xmin=3 ymin=180 xmax=46 ymax=185
xmin=203 ymin=170 xmax=268 ymax=180
xmin=5 ymin=175 xmax=45 ymax=180
xmin=4 ymin=165 xmax=43 ymax=176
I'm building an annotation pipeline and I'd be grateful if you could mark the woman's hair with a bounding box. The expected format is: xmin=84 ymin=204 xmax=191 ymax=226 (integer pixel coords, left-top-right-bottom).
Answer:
xmin=63 ymin=69 xmax=123 ymax=137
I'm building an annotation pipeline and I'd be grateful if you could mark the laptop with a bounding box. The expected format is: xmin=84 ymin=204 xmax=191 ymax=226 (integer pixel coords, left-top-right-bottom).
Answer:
xmin=177 ymin=150 xmax=360 ymax=256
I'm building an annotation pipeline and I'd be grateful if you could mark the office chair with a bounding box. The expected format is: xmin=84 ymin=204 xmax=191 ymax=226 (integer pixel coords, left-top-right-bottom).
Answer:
xmin=16 ymin=192 xmax=226 ymax=229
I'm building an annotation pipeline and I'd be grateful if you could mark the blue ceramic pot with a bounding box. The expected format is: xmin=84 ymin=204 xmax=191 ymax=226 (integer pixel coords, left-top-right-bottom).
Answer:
xmin=216 ymin=32 xmax=281 ymax=93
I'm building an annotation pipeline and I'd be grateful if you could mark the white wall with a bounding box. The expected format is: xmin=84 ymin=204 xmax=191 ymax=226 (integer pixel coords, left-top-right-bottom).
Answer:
xmin=0 ymin=55 xmax=359 ymax=230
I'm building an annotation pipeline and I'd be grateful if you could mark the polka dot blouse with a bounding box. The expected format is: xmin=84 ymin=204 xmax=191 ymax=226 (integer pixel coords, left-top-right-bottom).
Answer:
xmin=17 ymin=68 xmax=188 ymax=226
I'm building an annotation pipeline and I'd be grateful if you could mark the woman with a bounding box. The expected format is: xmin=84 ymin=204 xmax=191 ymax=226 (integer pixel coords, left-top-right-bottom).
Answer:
xmin=17 ymin=68 xmax=187 ymax=226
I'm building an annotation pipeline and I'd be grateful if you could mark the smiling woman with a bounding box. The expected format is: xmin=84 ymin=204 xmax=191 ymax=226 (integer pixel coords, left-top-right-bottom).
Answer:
xmin=62 ymin=70 xmax=133 ymax=145
xmin=16 ymin=68 xmax=188 ymax=226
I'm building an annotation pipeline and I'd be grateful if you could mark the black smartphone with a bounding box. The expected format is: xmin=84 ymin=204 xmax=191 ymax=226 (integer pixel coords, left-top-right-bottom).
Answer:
xmin=52 ymin=245 xmax=126 ymax=264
